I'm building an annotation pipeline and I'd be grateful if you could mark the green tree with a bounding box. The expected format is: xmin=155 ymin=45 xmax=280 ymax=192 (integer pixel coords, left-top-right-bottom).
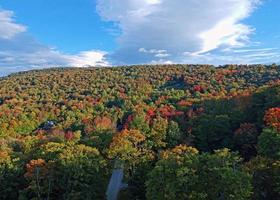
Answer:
xmin=258 ymin=128 xmax=280 ymax=160
xmin=192 ymin=114 xmax=232 ymax=151
xmin=108 ymin=129 xmax=154 ymax=166
xmin=166 ymin=120 xmax=182 ymax=147
xmin=0 ymin=149 xmax=24 ymax=200
xmin=146 ymin=145 xmax=199 ymax=200
xmin=129 ymin=114 xmax=150 ymax=135
xmin=22 ymin=142 xmax=108 ymax=200
xmin=146 ymin=148 xmax=252 ymax=200
xmin=149 ymin=116 xmax=168 ymax=148
xmin=192 ymin=149 xmax=252 ymax=200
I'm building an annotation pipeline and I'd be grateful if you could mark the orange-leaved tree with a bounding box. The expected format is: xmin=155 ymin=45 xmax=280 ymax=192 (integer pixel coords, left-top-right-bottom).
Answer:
xmin=264 ymin=107 xmax=280 ymax=132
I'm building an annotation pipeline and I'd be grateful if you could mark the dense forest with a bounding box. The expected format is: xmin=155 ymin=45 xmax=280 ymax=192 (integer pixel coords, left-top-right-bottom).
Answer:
xmin=0 ymin=64 xmax=280 ymax=200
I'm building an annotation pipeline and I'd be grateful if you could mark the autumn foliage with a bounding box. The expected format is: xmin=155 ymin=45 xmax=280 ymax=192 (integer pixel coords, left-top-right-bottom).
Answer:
xmin=264 ymin=107 xmax=280 ymax=132
xmin=0 ymin=64 xmax=279 ymax=199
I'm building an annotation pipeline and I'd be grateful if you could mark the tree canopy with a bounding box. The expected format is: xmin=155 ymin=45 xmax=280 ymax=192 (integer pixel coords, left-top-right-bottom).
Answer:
xmin=0 ymin=64 xmax=279 ymax=199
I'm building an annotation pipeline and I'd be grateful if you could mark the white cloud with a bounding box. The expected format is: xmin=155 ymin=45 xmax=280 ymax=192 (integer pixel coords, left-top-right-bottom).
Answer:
xmin=151 ymin=59 xmax=173 ymax=64
xmin=0 ymin=9 xmax=26 ymax=39
xmin=97 ymin=0 xmax=262 ymax=64
xmin=0 ymin=8 xmax=109 ymax=76
xmin=198 ymin=0 xmax=260 ymax=54
xmin=139 ymin=48 xmax=170 ymax=58
xmin=63 ymin=50 xmax=109 ymax=67
xmin=145 ymin=0 xmax=161 ymax=5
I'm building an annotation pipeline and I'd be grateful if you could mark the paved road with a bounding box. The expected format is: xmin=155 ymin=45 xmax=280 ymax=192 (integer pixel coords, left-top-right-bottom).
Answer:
xmin=106 ymin=169 xmax=125 ymax=200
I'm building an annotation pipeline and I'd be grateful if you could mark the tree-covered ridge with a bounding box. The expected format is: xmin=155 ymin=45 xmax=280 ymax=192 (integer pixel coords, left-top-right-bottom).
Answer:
xmin=0 ymin=64 xmax=279 ymax=199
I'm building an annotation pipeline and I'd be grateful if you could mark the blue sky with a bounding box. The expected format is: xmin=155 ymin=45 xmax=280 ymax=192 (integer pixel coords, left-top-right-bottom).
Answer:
xmin=0 ymin=0 xmax=118 ymax=53
xmin=0 ymin=0 xmax=279 ymax=76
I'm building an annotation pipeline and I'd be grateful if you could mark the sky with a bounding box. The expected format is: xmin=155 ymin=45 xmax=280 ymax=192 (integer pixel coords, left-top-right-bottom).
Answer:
xmin=0 ymin=0 xmax=280 ymax=76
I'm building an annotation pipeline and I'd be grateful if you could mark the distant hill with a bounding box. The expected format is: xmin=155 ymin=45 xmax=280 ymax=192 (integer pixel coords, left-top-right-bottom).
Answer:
xmin=0 ymin=64 xmax=279 ymax=200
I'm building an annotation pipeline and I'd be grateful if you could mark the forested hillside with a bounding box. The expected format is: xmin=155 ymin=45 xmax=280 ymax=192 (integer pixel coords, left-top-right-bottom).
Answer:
xmin=0 ymin=64 xmax=280 ymax=200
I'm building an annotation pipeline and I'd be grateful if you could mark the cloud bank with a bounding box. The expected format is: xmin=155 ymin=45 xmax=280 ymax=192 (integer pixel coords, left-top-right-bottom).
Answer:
xmin=97 ymin=0 xmax=264 ymax=64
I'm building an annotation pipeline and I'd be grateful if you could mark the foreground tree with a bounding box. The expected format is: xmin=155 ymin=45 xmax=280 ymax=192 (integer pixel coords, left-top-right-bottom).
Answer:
xmin=0 ymin=147 xmax=24 ymax=200
xmin=108 ymin=129 xmax=155 ymax=199
xmin=192 ymin=149 xmax=252 ymax=200
xmin=108 ymin=129 xmax=147 ymax=164
xmin=245 ymin=156 xmax=280 ymax=200
xmin=22 ymin=142 xmax=108 ymax=200
xmin=146 ymin=145 xmax=199 ymax=200
xmin=146 ymin=147 xmax=252 ymax=200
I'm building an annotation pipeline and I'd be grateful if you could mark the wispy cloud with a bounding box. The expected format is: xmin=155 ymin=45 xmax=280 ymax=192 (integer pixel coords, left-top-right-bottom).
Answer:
xmin=179 ymin=47 xmax=280 ymax=65
xmin=0 ymin=9 xmax=26 ymax=39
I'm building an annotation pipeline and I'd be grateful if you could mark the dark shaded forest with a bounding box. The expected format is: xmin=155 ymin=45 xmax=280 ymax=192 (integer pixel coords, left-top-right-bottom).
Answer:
xmin=0 ymin=64 xmax=280 ymax=200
